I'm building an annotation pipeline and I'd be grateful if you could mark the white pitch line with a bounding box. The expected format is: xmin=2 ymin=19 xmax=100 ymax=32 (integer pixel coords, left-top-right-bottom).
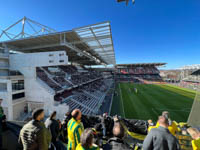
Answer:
xmin=119 ymin=83 xmax=125 ymax=118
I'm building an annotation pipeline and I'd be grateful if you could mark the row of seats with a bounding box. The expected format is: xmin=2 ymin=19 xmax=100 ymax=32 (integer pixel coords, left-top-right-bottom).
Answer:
xmin=59 ymin=65 xmax=77 ymax=74
xmin=70 ymin=72 xmax=102 ymax=85
xmin=80 ymin=80 xmax=111 ymax=98
xmin=53 ymin=76 xmax=73 ymax=88
xmin=63 ymin=79 xmax=114 ymax=115
xmin=36 ymin=68 xmax=62 ymax=91
xmin=73 ymin=93 xmax=98 ymax=111
xmin=64 ymin=96 xmax=94 ymax=115
xmin=116 ymin=74 xmax=163 ymax=82
xmin=36 ymin=66 xmax=103 ymax=92
xmin=54 ymin=90 xmax=73 ymax=101
xmin=119 ymin=66 xmax=160 ymax=74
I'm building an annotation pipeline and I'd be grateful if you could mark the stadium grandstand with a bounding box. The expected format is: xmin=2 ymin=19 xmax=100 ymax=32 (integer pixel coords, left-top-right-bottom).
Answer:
xmin=178 ymin=65 xmax=200 ymax=90
xmin=0 ymin=17 xmax=200 ymax=150
xmin=0 ymin=17 xmax=115 ymax=121
xmin=115 ymin=63 xmax=166 ymax=83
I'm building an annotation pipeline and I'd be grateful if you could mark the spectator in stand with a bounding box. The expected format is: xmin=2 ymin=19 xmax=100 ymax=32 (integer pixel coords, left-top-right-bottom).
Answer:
xmin=19 ymin=108 xmax=52 ymax=150
xmin=148 ymin=111 xmax=179 ymax=136
xmin=101 ymin=113 xmax=108 ymax=138
xmin=107 ymin=117 xmax=131 ymax=150
xmin=76 ymin=128 xmax=100 ymax=150
xmin=161 ymin=111 xmax=179 ymax=135
xmin=0 ymin=98 xmax=6 ymax=149
xmin=57 ymin=119 xmax=62 ymax=131
xmin=45 ymin=111 xmax=66 ymax=150
xmin=62 ymin=112 xmax=72 ymax=143
xmin=187 ymin=127 xmax=200 ymax=150
xmin=143 ymin=116 xmax=180 ymax=150
xmin=67 ymin=109 xmax=84 ymax=150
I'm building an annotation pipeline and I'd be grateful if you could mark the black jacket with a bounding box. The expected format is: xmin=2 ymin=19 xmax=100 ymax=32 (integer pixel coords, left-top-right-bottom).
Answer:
xmin=107 ymin=137 xmax=131 ymax=150
xmin=45 ymin=118 xmax=60 ymax=143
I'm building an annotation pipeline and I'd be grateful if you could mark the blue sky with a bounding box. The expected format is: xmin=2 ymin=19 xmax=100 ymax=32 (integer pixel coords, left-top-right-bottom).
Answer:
xmin=0 ymin=0 xmax=200 ymax=69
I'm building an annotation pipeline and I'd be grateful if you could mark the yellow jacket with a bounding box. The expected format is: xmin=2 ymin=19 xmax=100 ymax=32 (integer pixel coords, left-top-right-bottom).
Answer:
xmin=67 ymin=118 xmax=84 ymax=150
xmin=148 ymin=121 xmax=178 ymax=136
xmin=76 ymin=144 xmax=100 ymax=150
xmin=191 ymin=138 xmax=200 ymax=150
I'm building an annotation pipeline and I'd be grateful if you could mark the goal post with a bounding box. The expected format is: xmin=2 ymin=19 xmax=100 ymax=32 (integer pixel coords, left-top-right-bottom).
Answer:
xmin=187 ymin=86 xmax=200 ymax=126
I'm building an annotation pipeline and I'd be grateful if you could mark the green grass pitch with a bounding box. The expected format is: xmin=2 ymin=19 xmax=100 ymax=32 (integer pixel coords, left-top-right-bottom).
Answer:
xmin=111 ymin=83 xmax=196 ymax=122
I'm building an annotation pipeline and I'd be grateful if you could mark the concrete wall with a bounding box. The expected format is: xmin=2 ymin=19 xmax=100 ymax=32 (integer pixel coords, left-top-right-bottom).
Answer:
xmin=9 ymin=51 xmax=68 ymax=69
xmin=12 ymin=98 xmax=26 ymax=120
xmin=18 ymin=67 xmax=55 ymax=115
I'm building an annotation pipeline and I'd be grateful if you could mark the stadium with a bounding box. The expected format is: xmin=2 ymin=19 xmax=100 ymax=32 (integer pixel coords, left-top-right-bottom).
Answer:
xmin=0 ymin=1 xmax=200 ymax=150
xmin=111 ymin=63 xmax=197 ymax=123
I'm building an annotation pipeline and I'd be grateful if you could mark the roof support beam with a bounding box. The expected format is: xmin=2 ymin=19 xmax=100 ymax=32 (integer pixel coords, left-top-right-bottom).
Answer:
xmin=69 ymin=35 xmax=111 ymax=44
xmin=78 ymin=44 xmax=113 ymax=51
xmin=61 ymin=41 xmax=105 ymax=65
xmin=89 ymin=27 xmax=109 ymax=64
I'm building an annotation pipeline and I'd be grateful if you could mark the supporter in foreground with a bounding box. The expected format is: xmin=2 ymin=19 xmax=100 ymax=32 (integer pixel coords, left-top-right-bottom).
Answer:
xmin=148 ymin=111 xmax=179 ymax=136
xmin=68 ymin=109 xmax=84 ymax=150
xmin=76 ymin=128 xmax=100 ymax=150
xmin=45 ymin=111 xmax=66 ymax=150
xmin=187 ymin=127 xmax=200 ymax=150
xmin=143 ymin=116 xmax=180 ymax=150
xmin=107 ymin=117 xmax=131 ymax=150
xmin=19 ymin=108 xmax=52 ymax=150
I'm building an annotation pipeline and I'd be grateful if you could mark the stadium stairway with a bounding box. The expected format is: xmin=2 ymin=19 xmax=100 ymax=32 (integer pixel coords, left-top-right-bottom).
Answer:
xmin=82 ymin=90 xmax=99 ymax=100
xmin=40 ymin=67 xmax=62 ymax=87
xmin=36 ymin=77 xmax=56 ymax=95
xmin=70 ymin=98 xmax=95 ymax=113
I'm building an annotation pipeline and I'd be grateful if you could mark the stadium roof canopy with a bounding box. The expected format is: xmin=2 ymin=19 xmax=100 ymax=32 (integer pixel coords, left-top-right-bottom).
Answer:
xmin=0 ymin=17 xmax=116 ymax=66
xmin=191 ymin=69 xmax=200 ymax=76
xmin=116 ymin=63 xmax=166 ymax=67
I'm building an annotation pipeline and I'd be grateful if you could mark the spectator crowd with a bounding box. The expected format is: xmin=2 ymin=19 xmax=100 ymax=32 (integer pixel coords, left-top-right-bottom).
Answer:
xmin=0 ymin=98 xmax=200 ymax=150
